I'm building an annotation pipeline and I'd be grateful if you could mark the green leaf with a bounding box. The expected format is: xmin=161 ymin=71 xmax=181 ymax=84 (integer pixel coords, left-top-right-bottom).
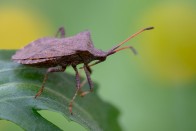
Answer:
xmin=0 ymin=50 xmax=121 ymax=131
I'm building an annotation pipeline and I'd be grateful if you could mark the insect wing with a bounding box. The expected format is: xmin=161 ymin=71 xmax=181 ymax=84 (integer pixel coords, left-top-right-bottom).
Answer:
xmin=12 ymin=31 xmax=95 ymax=60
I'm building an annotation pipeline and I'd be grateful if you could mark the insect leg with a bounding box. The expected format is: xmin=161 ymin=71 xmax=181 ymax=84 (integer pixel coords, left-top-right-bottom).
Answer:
xmin=78 ymin=65 xmax=93 ymax=97
xmin=85 ymin=65 xmax=92 ymax=74
xmin=78 ymin=69 xmax=88 ymax=89
xmin=83 ymin=65 xmax=93 ymax=90
xmin=69 ymin=65 xmax=80 ymax=115
xmin=55 ymin=27 xmax=66 ymax=38
xmin=34 ymin=66 xmax=66 ymax=98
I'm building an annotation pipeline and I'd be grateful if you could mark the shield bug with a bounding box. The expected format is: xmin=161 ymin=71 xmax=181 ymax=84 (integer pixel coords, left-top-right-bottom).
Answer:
xmin=12 ymin=26 xmax=154 ymax=114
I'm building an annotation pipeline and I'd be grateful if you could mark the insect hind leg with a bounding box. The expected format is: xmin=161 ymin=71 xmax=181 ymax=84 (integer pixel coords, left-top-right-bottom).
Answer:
xmin=55 ymin=27 xmax=66 ymax=38
xmin=34 ymin=66 xmax=66 ymax=98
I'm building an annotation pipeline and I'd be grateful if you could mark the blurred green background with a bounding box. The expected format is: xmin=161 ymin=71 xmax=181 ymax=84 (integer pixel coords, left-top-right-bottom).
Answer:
xmin=0 ymin=0 xmax=196 ymax=131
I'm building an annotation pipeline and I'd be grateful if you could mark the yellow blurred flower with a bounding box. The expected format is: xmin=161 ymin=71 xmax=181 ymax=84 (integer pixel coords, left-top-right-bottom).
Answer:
xmin=139 ymin=3 xmax=196 ymax=83
xmin=0 ymin=7 xmax=50 ymax=49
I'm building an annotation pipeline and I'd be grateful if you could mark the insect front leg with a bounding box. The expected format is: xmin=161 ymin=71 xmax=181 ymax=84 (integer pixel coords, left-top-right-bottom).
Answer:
xmin=55 ymin=27 xmax=66 ymax=38
xmin=69 ymin=65 xmax=81 ymax=115
xmin=34 ymin=66 xmax=66 ymax=98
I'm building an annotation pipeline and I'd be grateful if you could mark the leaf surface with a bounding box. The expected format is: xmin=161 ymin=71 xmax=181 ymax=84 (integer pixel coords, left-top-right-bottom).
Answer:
xmin=0 ymin=50 xmax=121 ymax=131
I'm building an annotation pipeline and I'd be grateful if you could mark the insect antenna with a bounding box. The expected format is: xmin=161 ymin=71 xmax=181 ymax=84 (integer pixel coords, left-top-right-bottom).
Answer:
xmin=113 ymin=46 xmax=138 ymax=55
xmin=108 ymin=26 xmax=154 ymax=56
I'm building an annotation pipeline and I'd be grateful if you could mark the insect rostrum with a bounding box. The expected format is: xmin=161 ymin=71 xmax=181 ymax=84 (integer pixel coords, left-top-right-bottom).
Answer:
xmin=12 ymin=27 xmax=154 ymax=114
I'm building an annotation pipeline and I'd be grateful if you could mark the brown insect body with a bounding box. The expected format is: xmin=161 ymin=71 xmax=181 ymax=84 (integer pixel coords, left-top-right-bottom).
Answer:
xmin=12 ymin=31 xmax=107 ymax=67
xmin=12 ymin=27 xmax=154 ymax=114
